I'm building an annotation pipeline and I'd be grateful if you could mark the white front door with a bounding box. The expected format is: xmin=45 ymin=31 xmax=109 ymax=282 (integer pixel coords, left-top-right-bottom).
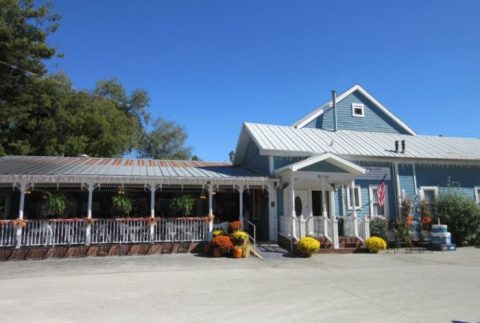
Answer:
xmin=294 ymin=190 xmax=310 ymax=218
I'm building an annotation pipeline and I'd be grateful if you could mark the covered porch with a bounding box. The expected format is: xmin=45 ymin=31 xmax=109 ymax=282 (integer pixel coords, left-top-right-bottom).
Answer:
xmin=0 ymin=156 xmax=276 ymax=251
xmin=276 ymin=153 xmax=370 ymax=249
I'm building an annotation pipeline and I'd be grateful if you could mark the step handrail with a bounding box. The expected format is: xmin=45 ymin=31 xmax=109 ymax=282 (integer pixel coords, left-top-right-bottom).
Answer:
xmin=245 ymin=220 xmax=256 ymax=252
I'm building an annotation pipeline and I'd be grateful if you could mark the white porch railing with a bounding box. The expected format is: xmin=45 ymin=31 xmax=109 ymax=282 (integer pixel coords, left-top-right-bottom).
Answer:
xmin=307 ymin=216 xmax=332 ymax=241
xmin=340 ymin=216 xmax=356 ymax=237
xmin=0 ymin=221 xmax=16 ymax=247
xmin=153 ymin=217 xmax=209 ymax=242
xmin=22 ymin=219 xmax=87 ymax=246
xmin=358 ymin=217 xmax=370 ymax=241
xmin=279 ymin=215 xmax=292 ymax=237
xmin=0 ymin=217 xmax=210 ymax=248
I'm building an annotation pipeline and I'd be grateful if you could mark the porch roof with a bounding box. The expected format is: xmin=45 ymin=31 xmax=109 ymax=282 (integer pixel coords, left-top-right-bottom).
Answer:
xmin=274 ymin=153 xmax=366 ymax=175
xmin=0 ymin=156 xmax=272 ymax=185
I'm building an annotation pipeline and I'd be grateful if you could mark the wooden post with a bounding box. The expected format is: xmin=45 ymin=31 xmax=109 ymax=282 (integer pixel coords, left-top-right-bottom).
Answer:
xmin=86 ymin=183 xmax=97 ymax=246
xmin=351 ymin=181 xmax=359 ymax=238
xmin=330 ymin=189 xmax=339 ymax=249
xmin=15 ymin=181 xmax=28 ymax=249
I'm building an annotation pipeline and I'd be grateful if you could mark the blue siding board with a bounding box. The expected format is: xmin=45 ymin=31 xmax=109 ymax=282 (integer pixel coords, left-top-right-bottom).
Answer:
xmin=242 ymin=139 xmax=270 ymax=175
xmin=399 ymin=164 xmax=416 ymax=200
xmin=305 ymin=90 xmax=411 ymax=134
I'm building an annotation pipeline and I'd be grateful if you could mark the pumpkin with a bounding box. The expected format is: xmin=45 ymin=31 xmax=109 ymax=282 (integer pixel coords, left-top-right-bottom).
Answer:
xmin=232 ymin=246 xmax=243 ymax=258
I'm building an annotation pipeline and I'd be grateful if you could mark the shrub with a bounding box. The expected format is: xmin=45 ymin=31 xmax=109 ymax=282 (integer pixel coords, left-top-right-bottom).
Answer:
xmin=365 ymin=236 xmax=387 ymax=253
xmin=297 ymin=237 xmax=320 ymax=257
xmin=229 ymin=221 xmax=242 ymax=232
xmin=435 ymin=194 xmax=480 ymax=246
xmin=211 ymin=235 xmax=234 ymax=251
xmin=369 ymin=217 xmax=387 ymax=240
xmin=47 ymin=193 xmax=69 ymax=217
xmin=111 ymin=195 xmax=133 ymax=216
xmin=231 ymin=230 xmax=249 ymax=246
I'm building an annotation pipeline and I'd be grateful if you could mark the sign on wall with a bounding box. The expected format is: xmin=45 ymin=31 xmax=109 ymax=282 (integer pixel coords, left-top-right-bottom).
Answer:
xmin=357 ymin=167 xmax=391 ymax=181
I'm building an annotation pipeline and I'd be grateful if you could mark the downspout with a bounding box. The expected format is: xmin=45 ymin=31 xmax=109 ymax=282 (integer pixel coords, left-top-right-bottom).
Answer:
xmin=332 ymin=90 xmax=337 ymax=132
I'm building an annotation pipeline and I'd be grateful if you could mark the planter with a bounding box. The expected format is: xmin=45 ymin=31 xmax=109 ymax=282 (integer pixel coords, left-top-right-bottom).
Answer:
xmin=213 ymin=247 xmax=222 ymax=257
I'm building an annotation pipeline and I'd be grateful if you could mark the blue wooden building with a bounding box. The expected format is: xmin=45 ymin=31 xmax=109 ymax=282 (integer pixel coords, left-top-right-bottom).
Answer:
xmin=1 ymin=84 xmax=479 ymax=251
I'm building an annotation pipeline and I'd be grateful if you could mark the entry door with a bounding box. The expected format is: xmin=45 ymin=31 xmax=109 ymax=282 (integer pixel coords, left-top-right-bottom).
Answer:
xmin=294 ymin=190 xmax=310 ymax=218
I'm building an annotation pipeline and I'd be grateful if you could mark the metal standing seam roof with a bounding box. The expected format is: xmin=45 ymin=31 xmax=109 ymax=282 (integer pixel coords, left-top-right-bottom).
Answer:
xmin=0 ymin=156 xmax=270 ymax=182
xmin=238 ymin=123 xmax=480 ymax=162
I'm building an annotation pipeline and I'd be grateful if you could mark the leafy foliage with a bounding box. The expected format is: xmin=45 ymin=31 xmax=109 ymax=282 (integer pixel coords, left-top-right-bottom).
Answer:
xmin=170 ymin=194 xmax=195 ymax=216
xmin=369 ymin=217 xmax=388 ymax=241
xmin=138 ymin=118 xmax=192 ymax=160
xmin=47 ymin=192 xmax=68 ymax=217
xmin=435 ymin=193 xmax=480 ymax=246
xmin=0 ymin=1 xmax=191 ymax=159
xmin=111 ymin=195 xmax=133 ymax=216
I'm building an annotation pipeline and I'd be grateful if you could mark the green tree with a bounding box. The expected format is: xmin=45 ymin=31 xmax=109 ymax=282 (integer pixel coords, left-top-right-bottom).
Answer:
xmin=139 ymin=118 xmax=192 ymax=160
xmin=0 ymin=0 xmax=61 ymax=155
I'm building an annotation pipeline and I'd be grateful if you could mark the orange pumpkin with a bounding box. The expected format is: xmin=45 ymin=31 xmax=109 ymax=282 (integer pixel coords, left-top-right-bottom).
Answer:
xmin=232 ymin=247 xmax=243 ymax=258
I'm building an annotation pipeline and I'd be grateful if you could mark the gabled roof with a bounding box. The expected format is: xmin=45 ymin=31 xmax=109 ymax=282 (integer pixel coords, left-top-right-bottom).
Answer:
xmin=292 ymin=84 xmax=417 ymax=135
xmin=274 ymin=153 xmax=366 ymax=175
xmin=234 ymin=123 xmax=480 ymax=163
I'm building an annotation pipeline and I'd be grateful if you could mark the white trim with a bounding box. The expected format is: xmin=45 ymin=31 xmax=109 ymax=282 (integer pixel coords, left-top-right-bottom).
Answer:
xmin=369 ymin=184 xmax=389 ymax=218
xmin=474 ymin=186 xmax=480 ymax=205
xmin=346 ymin=185 xmax=362 ymax=210
xmin=419 ymin=186 xmax=438 ymax=200
xmin=352 ymin=103 xmax=365 ymax=117
xmin=292 ymin=84 xmax=416 ymax=135
xmin=274 ymin=152 xmax=366 ymax=175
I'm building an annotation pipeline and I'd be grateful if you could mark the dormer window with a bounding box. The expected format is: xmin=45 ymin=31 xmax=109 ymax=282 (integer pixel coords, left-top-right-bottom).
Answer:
xmin=352 ymin=103 xmax=365 ymax=117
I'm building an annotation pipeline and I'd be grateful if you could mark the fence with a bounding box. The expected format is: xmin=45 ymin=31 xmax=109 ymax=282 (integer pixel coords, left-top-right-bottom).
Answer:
xmin=0 ymin=217 xmax=210 ymax=248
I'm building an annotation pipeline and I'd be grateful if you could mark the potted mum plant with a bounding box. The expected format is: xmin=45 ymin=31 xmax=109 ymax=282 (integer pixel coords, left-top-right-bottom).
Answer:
xmin=211 ymin=235 xmax=234 ymax=257
xmin=297 ymin=237 xmax=320 ymax=257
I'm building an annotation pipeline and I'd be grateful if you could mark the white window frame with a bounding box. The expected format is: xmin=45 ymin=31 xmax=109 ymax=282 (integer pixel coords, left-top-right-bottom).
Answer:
xmin=369 ymin=185 xmax=389 ymax=218
xmin=346 ymin=185 xmax=362 ymax=210
xmin=351 ymin=103 xmax=365 ymax=117
xmin=419 ymin=186 xmax=438 ymax=201
xmin=474 ymin=186 xmax=480 ymax=206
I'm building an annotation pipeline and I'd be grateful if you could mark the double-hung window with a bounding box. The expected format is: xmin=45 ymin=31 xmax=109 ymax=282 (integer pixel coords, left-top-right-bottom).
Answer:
xmin=346 ymin=186 xmax=362 ymax=210
xmin=369 ymin=185 xmax=388 ymax=218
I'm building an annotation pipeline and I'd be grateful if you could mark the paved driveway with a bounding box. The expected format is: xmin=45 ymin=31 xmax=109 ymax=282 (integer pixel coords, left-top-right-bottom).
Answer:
xmin=0 ymin=248 xmax=479 ymax=323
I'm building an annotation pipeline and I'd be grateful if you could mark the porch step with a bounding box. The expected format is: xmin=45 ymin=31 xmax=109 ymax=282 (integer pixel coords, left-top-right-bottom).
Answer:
xmin=339 ymin=236 xmax=364 ymax=249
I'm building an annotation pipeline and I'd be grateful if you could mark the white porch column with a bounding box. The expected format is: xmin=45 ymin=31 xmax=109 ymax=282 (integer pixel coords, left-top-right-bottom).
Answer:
xmin=290 ymin=174 xmax=297 ymax=239
xmin=321 ymin=190 xmax=330 ymax=241
xmin=330 ymin=190 xmax=339 ymax=249
xmin=351 ymin=181 xmax=359 ymax=238
xmin=85 ymin=183 xmax=97 ymax=246
xmin=208 ymin=184 xmax=214 ymax=233
xmin=267 ymin=184 xmax=278 ymax=241
xmin=237 ymin=185 xmax=245 ymax=227
xmin=15 ymin=181 xmax=29 ymax=249
xmin=18 ymin=181 xmax=27 ymax=220
xmin=148 ymin=184 xmax=158 ymax=243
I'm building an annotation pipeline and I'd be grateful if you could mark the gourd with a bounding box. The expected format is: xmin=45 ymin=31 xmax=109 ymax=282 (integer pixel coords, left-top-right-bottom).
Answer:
xmin=232 ymin=246 xmax=243 ymax=258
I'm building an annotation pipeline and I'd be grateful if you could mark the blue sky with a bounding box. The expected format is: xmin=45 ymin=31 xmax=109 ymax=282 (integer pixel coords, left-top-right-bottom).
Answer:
xmin=46 ymin=0 xmax=480 ymax=161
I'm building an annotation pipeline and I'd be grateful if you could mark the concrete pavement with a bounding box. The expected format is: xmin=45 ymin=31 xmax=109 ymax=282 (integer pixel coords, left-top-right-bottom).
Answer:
xmin=0 ymin=248 xmax=479 ymax=322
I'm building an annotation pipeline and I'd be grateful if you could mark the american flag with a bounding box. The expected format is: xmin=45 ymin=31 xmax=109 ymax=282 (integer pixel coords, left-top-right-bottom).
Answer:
xmin=377 ymin=175 xmax=386 ymax=207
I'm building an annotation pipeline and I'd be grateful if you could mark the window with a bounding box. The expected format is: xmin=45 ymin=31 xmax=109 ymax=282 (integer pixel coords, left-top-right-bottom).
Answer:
xmin=420 ymin=186 xmax=438 ymax=216
xmin=369 ymin=185 xmax=388 ymax=218
xmin=475 ymin=187 xmax=480 ymax=206
xmin=352 ymin=103 xmax=365 ymax=117
xmin=294 ymin=196 xmax=302 ymax=217
xmin=346 ymin=186 xmax=362 ymax=210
